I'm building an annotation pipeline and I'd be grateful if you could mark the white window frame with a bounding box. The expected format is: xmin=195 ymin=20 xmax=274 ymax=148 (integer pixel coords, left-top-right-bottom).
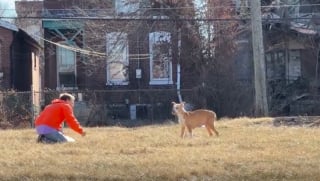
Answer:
xmin=149 ymin=31 xmax=173 ymax=85
xmin=106 ymin=32 xmax=129 ymax=85
xmin=56 ymin=42 xmax=77 ymax=90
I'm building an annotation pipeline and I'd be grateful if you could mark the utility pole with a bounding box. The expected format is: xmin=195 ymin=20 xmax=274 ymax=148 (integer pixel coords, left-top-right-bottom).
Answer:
xmin=250 ymin=0 xmax=269 ymax=116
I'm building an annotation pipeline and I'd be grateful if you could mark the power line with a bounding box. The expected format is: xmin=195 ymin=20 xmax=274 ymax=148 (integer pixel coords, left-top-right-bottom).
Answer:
xmin=32 ymin=33 xmax=151 ymax=59
xmin=1 ymin=3 xmax=320 ymax=11
xmin=3 ymin=16 xmax=243 ymax=21
xmin=2 ymin=16 xmax=320 ymax=22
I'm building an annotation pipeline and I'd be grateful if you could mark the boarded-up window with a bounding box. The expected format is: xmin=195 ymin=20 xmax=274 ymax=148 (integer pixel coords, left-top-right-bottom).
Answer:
xmin=106 ymin=32 xmax=129 ymax=85
xmin=149 ymin=31 xmax=173 ymax=85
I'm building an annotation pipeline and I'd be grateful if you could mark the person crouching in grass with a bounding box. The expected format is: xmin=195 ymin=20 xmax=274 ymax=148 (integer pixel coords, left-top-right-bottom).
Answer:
xmin=35 ymin=93 xmax=86 ymax=143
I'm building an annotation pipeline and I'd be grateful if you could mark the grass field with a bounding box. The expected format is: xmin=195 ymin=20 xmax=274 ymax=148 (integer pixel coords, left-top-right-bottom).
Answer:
xmin=1 ymin=117 xmax=320 ymax=181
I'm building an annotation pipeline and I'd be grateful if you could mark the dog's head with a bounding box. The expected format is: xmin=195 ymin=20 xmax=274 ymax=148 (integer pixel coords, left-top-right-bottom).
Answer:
xmin=171 ymin=101 xmax=185 ymax=115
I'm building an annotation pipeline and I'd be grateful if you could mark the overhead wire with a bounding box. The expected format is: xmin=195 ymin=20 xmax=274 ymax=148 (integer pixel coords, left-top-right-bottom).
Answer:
xmin=1 ymin=2 xmax=315 ymax=60
xmin=31 ymin=33 xmax=150 ymax=59
xmin=1 ymin=3 xmax=320 ymax=11
xmin=0 ymin=2 xmax=318 ymax=20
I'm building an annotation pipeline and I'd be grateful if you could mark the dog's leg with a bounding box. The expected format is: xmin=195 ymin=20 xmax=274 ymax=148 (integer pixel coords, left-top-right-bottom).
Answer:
xmin=180 ymin=125 xmax=186 ymax=138
xmin=205 ymin=124 xmax=213 ymax=136
xmin=187 ymin=126 xmax=193 ymax=138
xmin=212 ymin=127 xmax=219 ymax=136
xmin=209 ymin=121 xmax=219 ymax=136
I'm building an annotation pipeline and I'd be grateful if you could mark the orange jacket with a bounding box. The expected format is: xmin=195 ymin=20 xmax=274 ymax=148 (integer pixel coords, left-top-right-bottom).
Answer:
xmin=35 ymin=99 xmax=84 ymax=135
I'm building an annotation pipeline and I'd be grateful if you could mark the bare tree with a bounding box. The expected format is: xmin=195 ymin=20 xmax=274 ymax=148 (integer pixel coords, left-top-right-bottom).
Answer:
xmin=43 ymin=0 xmax=252 ymax=117
xmin=181 ymin=0 xmax=251 ymax=116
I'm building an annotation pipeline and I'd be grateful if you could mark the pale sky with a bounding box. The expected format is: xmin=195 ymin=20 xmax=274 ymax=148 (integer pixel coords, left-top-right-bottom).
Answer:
xmin=0 ymin=0 xmax=17 ymax=18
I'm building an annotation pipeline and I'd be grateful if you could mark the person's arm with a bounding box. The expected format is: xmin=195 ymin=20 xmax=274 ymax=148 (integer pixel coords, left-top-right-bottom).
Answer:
xmin=62 ymin=104 xmax=84 ymax=135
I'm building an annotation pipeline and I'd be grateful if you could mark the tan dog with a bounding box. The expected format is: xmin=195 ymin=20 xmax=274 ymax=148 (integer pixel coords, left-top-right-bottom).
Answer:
xmin=172 ymin=102 xmax=219 ymax=138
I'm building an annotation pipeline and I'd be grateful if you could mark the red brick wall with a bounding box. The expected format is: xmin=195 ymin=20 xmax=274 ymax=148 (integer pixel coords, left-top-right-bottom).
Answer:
xmin=43 ymin=37 xmax=57 ymax=89
xmin=0 ymin=27 xmax=14 ymax=89
xmin=79 ymin=19 xmax=180 ymax=90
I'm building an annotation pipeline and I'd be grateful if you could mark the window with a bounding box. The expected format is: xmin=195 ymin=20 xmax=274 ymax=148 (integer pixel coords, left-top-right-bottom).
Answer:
xmin=266 ymin=50 xmax=301 ymax=82
xmin=265 ymin=51 xmax=285 ymax=80
xmin=106 ymin=32 xmax=129 ymax=85
xmin=233 ymin=0 xmax=249 ymax=17
xmin=115 ymin=0 xmax=140 ymax=15
xmin=287 ymin=0 xmax=300 ymax=17
xmin=288 ymin=50 xmax=301 ymax=81
xmin=32 ymin=52 xmax=37 ymax=69
xmin=31 ymin=51 xmax=41 ymax=115
xmin=149 ymin=31 xmax=173 ymax=85
xmin=56 ymin=42 xmax=77 ymax=89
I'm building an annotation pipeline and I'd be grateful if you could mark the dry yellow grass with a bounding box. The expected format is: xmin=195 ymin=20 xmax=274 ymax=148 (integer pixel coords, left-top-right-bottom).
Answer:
xmin=1 ymin=117 xmax=320 ymax=181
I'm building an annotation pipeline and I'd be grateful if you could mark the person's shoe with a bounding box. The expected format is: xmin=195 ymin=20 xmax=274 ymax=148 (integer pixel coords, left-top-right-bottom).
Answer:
xmin=37 ymin=135 xmax=44 ymax=143
xmin=37 ymin=135 xmax=56 ymax=144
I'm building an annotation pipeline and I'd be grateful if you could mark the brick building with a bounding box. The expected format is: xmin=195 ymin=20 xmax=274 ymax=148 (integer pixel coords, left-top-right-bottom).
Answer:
xmin=0 ymin=20 xmax=41 ymax=92
xmin=0 ymin=20 xmax=18 ymax=89
xmin=40 ymin=0 xmax=200 ymax=122
xmin=42 ymin=0 xmax=197 ymax=91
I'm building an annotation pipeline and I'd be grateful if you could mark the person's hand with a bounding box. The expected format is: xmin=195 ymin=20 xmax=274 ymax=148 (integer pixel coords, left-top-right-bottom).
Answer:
xmin=82 ymin=131 xmax=86 ymax=137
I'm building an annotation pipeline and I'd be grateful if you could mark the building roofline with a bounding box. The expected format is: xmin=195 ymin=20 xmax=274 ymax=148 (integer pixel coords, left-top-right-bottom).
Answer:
xmin=0 ymin=19 xmax=19 ymax=32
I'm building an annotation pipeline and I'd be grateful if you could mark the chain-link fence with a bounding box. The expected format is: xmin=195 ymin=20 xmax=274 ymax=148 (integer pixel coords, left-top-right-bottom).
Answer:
xmin=42 ymin=89 xmax=183 ymax=127
xmin=0 ymin=91 xmax=33 ymax=129
xmin=0 ymin=89 xmax=198 ymax=129
xmin=2 ymin=85 xmax=319 ymax=129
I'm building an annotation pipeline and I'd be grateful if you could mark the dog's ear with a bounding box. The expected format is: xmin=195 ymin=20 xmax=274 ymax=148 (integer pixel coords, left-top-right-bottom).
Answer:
xmin=171 ymin=101 xmax=176 ymax=105
xmin=181 ymin=101 xmax=186 ymax=105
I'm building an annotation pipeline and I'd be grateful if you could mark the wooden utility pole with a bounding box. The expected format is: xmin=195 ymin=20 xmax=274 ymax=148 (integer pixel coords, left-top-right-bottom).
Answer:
xmin=250 ymin=0 xmax=269 ymax=116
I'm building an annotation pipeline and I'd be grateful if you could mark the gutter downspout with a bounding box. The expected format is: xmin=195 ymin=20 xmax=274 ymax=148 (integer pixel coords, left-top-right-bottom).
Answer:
xmin=177 ymin=28 xmax=182 ymax=103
